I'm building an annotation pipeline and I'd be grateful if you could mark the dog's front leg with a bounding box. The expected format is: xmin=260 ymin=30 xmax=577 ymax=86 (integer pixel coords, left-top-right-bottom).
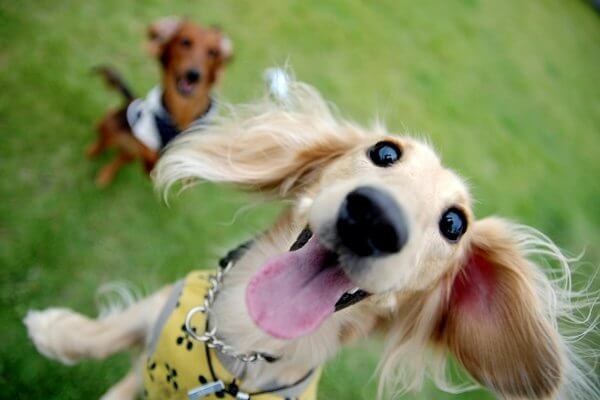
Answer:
xmin=23 ymin=286 xmax=171 ymax=364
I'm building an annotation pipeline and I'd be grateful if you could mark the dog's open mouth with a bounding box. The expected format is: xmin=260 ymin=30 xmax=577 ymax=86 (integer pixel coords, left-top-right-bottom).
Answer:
xmin=246 ymin=228 xmax=370 ymax=340
xmin=176 ymin=76 xmax=197 ymax=96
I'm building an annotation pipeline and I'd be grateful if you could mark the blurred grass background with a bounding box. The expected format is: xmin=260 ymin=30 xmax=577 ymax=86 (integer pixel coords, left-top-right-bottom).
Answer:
xmin=1 ymin=0 xmax=599 ymax=398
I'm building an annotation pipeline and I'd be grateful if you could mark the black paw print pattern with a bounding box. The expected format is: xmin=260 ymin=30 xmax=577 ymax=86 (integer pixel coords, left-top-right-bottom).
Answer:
xmin=176 ymin=323 xmax=197 ymax=350
xmin=165 ymin=363 xmax=179 ymax=391
xmin=146 ymin=358 xmax=157 ymax=382
xmin=197 ymin=375 xmax=225 ymax=398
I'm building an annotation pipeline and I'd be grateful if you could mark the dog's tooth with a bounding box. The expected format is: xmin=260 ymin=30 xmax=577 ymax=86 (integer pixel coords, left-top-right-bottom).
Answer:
xmin=348 ymin=287 xmax=360 ymax=294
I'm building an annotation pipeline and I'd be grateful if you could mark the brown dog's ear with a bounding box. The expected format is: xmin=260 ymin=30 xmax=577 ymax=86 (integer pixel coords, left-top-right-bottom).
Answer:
xmin=206 ymin=30 xmax=234 ymax=85
xmin=219 ymin=34 xmax=233 ymax=63
xmin=147 ymin=16 xmax=182 ymax=57
xmin=209 ymin=25 xmax=233 ymax=63
xmin=438 ymin=217 xmax=565 ymax=399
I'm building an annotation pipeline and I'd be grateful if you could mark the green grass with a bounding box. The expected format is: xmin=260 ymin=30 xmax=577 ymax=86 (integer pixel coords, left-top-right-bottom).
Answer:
xmin=1 ymin=0 xmax=599 ymax=398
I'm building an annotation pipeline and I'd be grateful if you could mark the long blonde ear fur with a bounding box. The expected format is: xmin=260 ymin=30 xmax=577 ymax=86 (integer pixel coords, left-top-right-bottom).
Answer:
xmin=153 ymin=74 xmax=378 ymax=199
xmin=378 ymin=218 xmax=598 ymax=399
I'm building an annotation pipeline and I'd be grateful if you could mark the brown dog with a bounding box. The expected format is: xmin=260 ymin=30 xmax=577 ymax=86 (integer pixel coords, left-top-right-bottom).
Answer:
xmin=88 ymin=17 xmax=232 ymax=187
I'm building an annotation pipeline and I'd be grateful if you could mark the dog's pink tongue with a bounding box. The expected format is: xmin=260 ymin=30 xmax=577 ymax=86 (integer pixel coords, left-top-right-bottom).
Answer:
xmin=246 ymin=238 xmax=354 ymax=340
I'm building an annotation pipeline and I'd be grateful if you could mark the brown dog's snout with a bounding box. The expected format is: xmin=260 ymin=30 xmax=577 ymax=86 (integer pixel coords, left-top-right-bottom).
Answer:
xmin=336 ymin=186 xmax=408 ymax=257
xmin=185 ymin=69 xmax=201 ymax=83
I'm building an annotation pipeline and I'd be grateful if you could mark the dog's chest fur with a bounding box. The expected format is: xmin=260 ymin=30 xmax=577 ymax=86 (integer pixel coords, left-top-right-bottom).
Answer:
xmin=126 ymin=86 xmax=215 ymax=151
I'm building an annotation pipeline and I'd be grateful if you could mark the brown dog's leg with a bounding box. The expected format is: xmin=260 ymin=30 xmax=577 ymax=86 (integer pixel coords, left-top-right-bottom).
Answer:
xmin=87 ymin=138 xmax=106 ymax=158
xmin=89 ymin=115 xmax=117 ymax=159
xmin=96 ymin=152 xmax=134 ymax=187
xmin=87 ymin=125 xmax=110 ymax=158
xmin=24 ymin=286 xmax=171 ymax=365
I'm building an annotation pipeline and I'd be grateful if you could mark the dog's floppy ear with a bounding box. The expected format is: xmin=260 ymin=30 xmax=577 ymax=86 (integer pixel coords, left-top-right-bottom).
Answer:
xmin=220 ymin=35 xmax=233 ymax=63
xmin=154 ymin=120 xmax=361 ymax=199
xmin=211 ymin=25 xmax=233 ymax=63
xmin=154 ymin=79 xmax=367 ymax=199
xmin=147 ymin=16 xmax=182 ymax=57
xmin=437 ymin=217 xmax=566 ymax=399
xmin=206 ymin=28 xmax=233 ymax=85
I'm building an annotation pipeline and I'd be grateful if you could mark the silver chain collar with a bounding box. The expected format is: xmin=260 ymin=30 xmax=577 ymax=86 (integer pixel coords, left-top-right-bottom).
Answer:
xmin=184 ymin=262 xmax=279 ymax=363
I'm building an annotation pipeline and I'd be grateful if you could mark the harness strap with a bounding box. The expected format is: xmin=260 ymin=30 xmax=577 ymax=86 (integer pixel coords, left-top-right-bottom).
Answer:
xmin=127 ymin=86 xmax=216 ymax=151
xmin=218 ymin=240 xmax=254 ymax=269
xmin=184 ymin=238 xmax=317 ymax=399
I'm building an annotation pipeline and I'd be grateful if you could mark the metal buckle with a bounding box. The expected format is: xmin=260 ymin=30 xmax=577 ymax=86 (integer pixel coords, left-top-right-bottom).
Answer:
xmin=187 ymin=380 xmax=226 ymax=400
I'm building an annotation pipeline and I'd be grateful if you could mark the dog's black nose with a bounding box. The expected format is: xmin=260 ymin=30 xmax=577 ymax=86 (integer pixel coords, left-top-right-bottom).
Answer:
xmin=336 ymin=186 xmax=408 ymax=257
xmin=185 ymin=69 xmax=201 ymax=83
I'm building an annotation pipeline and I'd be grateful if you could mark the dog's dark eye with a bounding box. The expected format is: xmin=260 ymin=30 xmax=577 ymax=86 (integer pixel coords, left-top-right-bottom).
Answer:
xmin=368 ymin=141 xmax=401 ymax=167
xmin=208 ymin=48 xmax=220 ymax=58
xmin=439 ymin=208 xmax=467 ymax=242
xmin=180 ymin=38 xmax=192 ymax=48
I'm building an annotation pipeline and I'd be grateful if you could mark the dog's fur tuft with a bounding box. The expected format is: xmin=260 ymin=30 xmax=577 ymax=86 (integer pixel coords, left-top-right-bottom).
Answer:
xmin=93 ymin=65 xmax=135 ymax=103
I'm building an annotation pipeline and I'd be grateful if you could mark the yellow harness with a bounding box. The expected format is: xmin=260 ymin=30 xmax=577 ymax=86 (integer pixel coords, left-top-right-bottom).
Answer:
xmin=143 ymin=270 xmax=320 ymax=400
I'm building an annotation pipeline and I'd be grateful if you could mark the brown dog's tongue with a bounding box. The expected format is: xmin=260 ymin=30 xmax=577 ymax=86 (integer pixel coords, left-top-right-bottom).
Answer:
xmin=246 ymin=237 xmax=354 ymax=339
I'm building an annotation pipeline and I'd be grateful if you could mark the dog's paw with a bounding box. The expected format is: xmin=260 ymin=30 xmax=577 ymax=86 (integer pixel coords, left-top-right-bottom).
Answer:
xmin=23 ymin=308 xmax=79 ymax=365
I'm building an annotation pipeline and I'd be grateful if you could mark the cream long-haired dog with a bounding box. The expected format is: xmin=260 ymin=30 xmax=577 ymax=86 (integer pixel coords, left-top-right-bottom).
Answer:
xmin=24 ymin=70 xmax=598 ymax=400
